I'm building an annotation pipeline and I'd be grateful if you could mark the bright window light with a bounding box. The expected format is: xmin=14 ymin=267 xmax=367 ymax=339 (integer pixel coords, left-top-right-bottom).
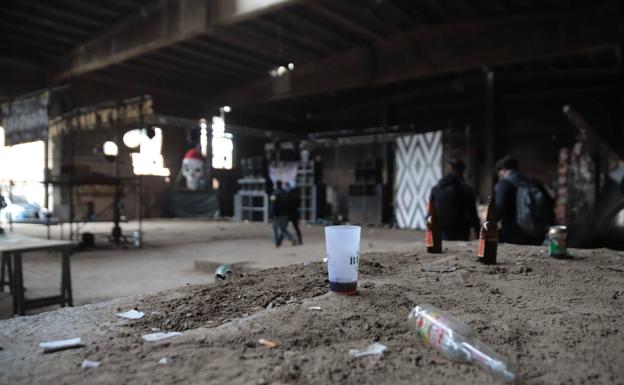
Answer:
xmin=212 ymin=137 xmax=233 ymax=170
xmin=200 ymin=127 xmax=209 ymax=157
xmin=0 ymin=140 xmax=45 ymax=207
xmin=130 ymin=127 xmax=170 ymax=176
xmin=211 ymin=116 xmax=233 ymax=170
xmin=212 ymin=116 xmax=225 ymax=136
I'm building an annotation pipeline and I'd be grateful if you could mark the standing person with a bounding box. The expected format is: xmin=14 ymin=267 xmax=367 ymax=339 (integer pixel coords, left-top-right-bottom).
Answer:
xmin=287 ymin=184 xmax=303 ymax=245
xmin=430 ymin=159 xmax=480 ymax=241
xmin=270 ymin=180 xmax=293 ymax=247
xmin=494 ymin=156 xmax=553 ymax=245
xmin=0 ymin=189 xmax=6 ymax=234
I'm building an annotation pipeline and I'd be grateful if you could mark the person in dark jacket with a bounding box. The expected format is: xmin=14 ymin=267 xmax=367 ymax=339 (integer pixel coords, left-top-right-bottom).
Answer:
xmin=0 ymin=189 xmax=5 ymax=234
xmin=494 ymin=156 xmax=548 ymax=245
xmin=270 ymin=180 xmax=293 ymax=247
xmin=431 ymin=159 xmax=480 ymax=241
xmin=287 ymin=185 xmax=303 ymax=245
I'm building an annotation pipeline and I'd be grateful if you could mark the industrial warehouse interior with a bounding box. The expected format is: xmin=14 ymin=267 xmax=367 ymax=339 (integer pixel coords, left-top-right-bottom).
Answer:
xmin=1 ymin=0 xmax=623 ymax=384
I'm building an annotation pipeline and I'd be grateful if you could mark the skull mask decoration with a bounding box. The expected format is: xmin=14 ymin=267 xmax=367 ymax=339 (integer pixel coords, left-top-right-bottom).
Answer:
xmin=181 ymin=148 xmax=205 ymax=190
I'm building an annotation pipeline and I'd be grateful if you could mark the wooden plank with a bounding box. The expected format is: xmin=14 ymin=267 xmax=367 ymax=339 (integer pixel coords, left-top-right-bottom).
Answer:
xmin=0 ymin=234 xmax=75 ymax=253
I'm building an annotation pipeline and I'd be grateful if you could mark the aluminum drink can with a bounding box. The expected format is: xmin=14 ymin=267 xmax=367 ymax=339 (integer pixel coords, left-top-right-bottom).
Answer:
xmin=548 ymin=225 xmax=567 ymax=257
xmin=215 ymin=264 xmax=232 ymax=281
xmin=132 ymin=230 xmax=142 ymax=248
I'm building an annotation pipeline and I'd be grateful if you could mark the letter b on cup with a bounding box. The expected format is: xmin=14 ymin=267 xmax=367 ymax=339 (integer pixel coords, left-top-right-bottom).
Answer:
xmin=325 ymin=226 xmax=361 ymax=289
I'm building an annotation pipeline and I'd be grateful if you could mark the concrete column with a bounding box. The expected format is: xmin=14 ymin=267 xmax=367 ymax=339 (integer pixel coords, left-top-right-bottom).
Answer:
xmin=484 ymin=70 xmax=496 ymax=196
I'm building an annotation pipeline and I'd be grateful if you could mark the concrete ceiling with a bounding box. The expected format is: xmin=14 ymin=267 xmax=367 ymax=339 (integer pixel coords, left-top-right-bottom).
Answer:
xmin=1 ymin=0 xmax=622 ymax=133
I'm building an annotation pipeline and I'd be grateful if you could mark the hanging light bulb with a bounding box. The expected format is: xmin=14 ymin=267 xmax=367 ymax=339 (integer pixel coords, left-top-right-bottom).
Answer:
xmin=123 ymin=129 xmax=142 ymax=149
xmin=103 ymin=141 xmax=119 ymax=157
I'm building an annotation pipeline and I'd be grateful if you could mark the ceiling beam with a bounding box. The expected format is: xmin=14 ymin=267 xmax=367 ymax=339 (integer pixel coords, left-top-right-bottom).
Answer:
xmin=3 ymin=8 xmax=90 ymax=37
xmin=186 ymin=37 xmax=274 ymax=68
xmin=215 ymin=3 xmax=620 ymax=106
xmin=54 ymin=0 xmax=300 ymax=81
xmin=84 ymin=70 xmax=205 ymax=105
xmin=303 ymin=1 xmax=384 ymax=42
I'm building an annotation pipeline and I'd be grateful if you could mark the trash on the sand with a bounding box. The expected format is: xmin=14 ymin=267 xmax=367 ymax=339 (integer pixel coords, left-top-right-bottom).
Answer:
xmin=421 ymin=264 xmax=459 ymax=273
xmin=322 ymin=257 xmax=328 ymax=263
xmin=39 ymin=337 xmax=82 ymax=353
xmin=215 ymin=264 xmax=233 ymax=281
xmin=151 ymin=328 xmax=161 ymax=332
xmin=548 ymin=225 xmax=570 ymax=258
xmin=308 ymin=306 xmax=322 ymax=311
xmin=258 ymin=338 xmax=277 ymax=348
xmin=116 ymin=309 xmax=145 ymax=319
xmin=158 ymin=357 xmax=168 ymax=365
xmin=81 ymin=360 xmax=100 ymax=369
xmin=141 ymin=332 xmax=182 ymax=342
xmin=349 ymin=342 xmax=388 ymax=358
xmin=408 ymin=304 xmax=516 ymax=383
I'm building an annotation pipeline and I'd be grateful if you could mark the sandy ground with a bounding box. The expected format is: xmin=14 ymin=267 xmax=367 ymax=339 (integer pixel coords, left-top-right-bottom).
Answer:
xmin=4 ymin=220 xmax=420 ymax=306
xmin=1 ymin=240 xmax=623 ymax=385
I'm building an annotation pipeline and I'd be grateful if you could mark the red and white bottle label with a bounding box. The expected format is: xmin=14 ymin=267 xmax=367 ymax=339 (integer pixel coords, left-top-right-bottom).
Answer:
xmin=425 ymin=230 xmax=433 ymax=247
xmin=477 ymin=238 xmax=485 ymax=257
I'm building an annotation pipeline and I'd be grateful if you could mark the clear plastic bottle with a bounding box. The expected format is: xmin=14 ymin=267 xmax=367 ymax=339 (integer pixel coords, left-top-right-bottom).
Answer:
xmin=407 ymin=304 xmax=516 ymax=383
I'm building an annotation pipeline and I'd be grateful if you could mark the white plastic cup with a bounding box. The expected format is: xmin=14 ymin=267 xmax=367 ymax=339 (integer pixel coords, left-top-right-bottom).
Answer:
xmin=325 ymin=225 xmax=361 ymax=294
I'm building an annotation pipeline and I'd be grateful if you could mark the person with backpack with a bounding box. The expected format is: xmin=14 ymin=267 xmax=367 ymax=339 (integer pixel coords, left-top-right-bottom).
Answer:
xmin=431 ymin=159 xmax=480 ymax=241
xmin=494 ymin=156 xmax=554 ymax=245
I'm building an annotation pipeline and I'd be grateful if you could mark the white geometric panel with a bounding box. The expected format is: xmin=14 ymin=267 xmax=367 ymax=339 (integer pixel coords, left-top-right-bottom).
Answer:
xmin=394 ymin=131 xmax=442 ymax=229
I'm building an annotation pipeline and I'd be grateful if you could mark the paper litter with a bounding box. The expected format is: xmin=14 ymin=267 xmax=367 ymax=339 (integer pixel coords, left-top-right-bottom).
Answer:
xmin=39 ymin=337 xmax=82 ymax=353
xmin=141 ymin=332 xmax=182 ymax=342
xmin=258 ymin=338 xmax=277 ymax=348
xmin=308 ymin=306 xmax=322 ymax=311
xmin=158 ymin=357 xmax=168 ymax=365
xmin=81 ymin=360 xmax=100 ymax=369
xmin=349 ymin=342 xmax=388 ymax=358
xmin=116 ymin=309 xmax=145 ymax=319
xmin=421 ymin=264 xmax=459 ymax=273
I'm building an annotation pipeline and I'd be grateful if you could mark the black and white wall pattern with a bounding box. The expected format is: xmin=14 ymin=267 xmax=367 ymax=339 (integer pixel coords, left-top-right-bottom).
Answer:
xmin=395 ymin=131 xmax=442 ymax=229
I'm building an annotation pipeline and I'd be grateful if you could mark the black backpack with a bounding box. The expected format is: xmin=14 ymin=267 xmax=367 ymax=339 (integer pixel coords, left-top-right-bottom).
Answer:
xmin=506 ymin=175 xmax=553 ymax=237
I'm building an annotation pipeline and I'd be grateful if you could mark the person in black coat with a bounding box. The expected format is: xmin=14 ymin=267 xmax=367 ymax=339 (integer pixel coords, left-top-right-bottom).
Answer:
xmin=270 ymin=180 xmax=293 ymax=247
xmin=431 ymin=159 xmax=480 ymax=241
xmin=287 ymin=185 xmax=303 ymax=245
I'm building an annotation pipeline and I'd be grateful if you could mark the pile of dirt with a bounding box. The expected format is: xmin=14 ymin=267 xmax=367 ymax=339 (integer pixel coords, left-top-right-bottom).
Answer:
xmin=1 ymin=242 xmax=623 ymax=385
xmin=133 ymin=262 xmax=328 ymax=331
xmin=131 ymin=258 xmax=397 ymax=332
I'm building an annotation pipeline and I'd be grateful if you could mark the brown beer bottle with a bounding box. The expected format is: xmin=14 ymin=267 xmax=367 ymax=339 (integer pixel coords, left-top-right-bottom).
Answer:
xmin=477 ymin=193 xmax=497 ymax=264
xmin=425 ymin=195 xmax=442 ymax=253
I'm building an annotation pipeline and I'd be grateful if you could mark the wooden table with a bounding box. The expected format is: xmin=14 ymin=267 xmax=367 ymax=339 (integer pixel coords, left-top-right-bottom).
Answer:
xmin=0 ymin=234 xmax=75 ymax=315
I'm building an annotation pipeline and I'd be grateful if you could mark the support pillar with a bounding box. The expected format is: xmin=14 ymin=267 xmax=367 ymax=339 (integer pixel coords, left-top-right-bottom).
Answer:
xmin=484 ymin=70 xmax=496 ymax=196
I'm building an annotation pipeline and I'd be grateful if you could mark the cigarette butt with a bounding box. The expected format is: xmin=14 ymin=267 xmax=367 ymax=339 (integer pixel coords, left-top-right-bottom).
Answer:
xmin=258 ymin=338 xmax=277 ymax=348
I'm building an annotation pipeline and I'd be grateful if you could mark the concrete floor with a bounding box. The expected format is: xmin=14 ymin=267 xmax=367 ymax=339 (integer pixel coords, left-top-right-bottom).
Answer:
xmin=3 ymin=220 xmax=422 ymax=308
